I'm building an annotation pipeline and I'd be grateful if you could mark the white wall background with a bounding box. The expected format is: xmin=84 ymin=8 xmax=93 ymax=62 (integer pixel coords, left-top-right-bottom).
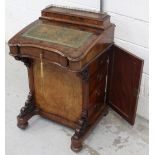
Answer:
xmin=6 ymin=0 xmax=149 ymax=120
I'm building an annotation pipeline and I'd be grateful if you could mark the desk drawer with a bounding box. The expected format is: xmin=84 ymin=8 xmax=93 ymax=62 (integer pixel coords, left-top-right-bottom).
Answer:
xmin=88 ymin=52 xmax=109 ymax=107
xmin=88 ymin=50 xmax=109 ymax=76
xmin=89 ymin=64 xmax=107 ymax=94
xmin=19 ymin=46 xmax=69 ymax=67
xmin=89 ymin=80 xmax=106 ymax=107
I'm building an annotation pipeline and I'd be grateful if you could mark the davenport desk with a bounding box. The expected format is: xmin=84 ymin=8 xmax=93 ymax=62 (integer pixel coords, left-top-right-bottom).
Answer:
xmin=8 ymin=6 xmax=143 ymax=152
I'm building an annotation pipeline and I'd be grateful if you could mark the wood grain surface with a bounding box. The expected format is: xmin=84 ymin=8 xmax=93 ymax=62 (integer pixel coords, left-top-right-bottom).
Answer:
xmin=33 ymin=60 xmax=83 ymax=123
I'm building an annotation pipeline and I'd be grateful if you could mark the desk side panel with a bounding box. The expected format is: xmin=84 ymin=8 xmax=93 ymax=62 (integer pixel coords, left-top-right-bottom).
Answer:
xmin=33 ymin=60 xmax=83 ymax=124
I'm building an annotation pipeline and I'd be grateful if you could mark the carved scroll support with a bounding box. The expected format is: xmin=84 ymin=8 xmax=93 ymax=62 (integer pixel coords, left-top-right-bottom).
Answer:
xmin=71 ymin=110 xmax=89 ymax=152
xmin=17 ymin=92 xmax=39 ymax=129
xmin=14 ymin=55 xmax=38 ymax=129
xmin=14 ymin=55 xmax=32 ymax=68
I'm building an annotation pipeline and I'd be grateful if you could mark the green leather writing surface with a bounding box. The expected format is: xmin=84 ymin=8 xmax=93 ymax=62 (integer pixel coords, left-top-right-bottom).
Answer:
xmin=22 ymin=23 xmax=93 ymax=48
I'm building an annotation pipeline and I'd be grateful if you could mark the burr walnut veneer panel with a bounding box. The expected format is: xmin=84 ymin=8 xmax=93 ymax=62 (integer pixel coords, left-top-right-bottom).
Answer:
xmin=33 ymin=60 xmax=83 ymax=123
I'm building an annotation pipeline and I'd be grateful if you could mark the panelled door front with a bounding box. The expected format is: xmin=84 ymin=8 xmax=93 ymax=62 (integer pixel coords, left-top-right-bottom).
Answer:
xmin=107 ymin=45 xmax=144 ymax=125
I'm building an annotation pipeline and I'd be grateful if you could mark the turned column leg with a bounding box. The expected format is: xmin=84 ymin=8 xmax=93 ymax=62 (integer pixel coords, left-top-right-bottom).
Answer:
xmin=17 ymin=92 xmax=38 ymax=129
xmin=71 ymin=105 xmax=109 ymax=152
xmin=71 ymin=134 xmax=83 ymax=152
xmin=71 ymin=110 xmax=88 ymax=152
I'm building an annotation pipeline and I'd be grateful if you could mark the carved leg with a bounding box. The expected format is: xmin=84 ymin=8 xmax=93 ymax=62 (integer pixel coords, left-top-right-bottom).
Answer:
xmin=71 ymin=110 xmax=88 ymax=152
xmin=71 ymin=135 xmax=83 ymax=152
xmin=71 ymin=105 xmax=109 ymax=152
xmin=17 ymin=92 xmax=38 ymax=129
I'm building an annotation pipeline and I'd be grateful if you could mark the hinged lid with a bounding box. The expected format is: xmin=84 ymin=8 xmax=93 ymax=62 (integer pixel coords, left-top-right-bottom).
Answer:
xmin=8 ymin=20 xmax=100 ymax=62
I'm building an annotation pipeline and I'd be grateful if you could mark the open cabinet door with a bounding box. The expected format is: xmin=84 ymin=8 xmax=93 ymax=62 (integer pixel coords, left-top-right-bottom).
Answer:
xmin=107 ymin=45 xmax=144 ymax=125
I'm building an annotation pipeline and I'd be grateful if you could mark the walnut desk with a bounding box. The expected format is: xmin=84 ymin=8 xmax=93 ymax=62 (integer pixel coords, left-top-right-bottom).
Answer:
xmin=8 ymin=6 xmax=143 ymax=152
